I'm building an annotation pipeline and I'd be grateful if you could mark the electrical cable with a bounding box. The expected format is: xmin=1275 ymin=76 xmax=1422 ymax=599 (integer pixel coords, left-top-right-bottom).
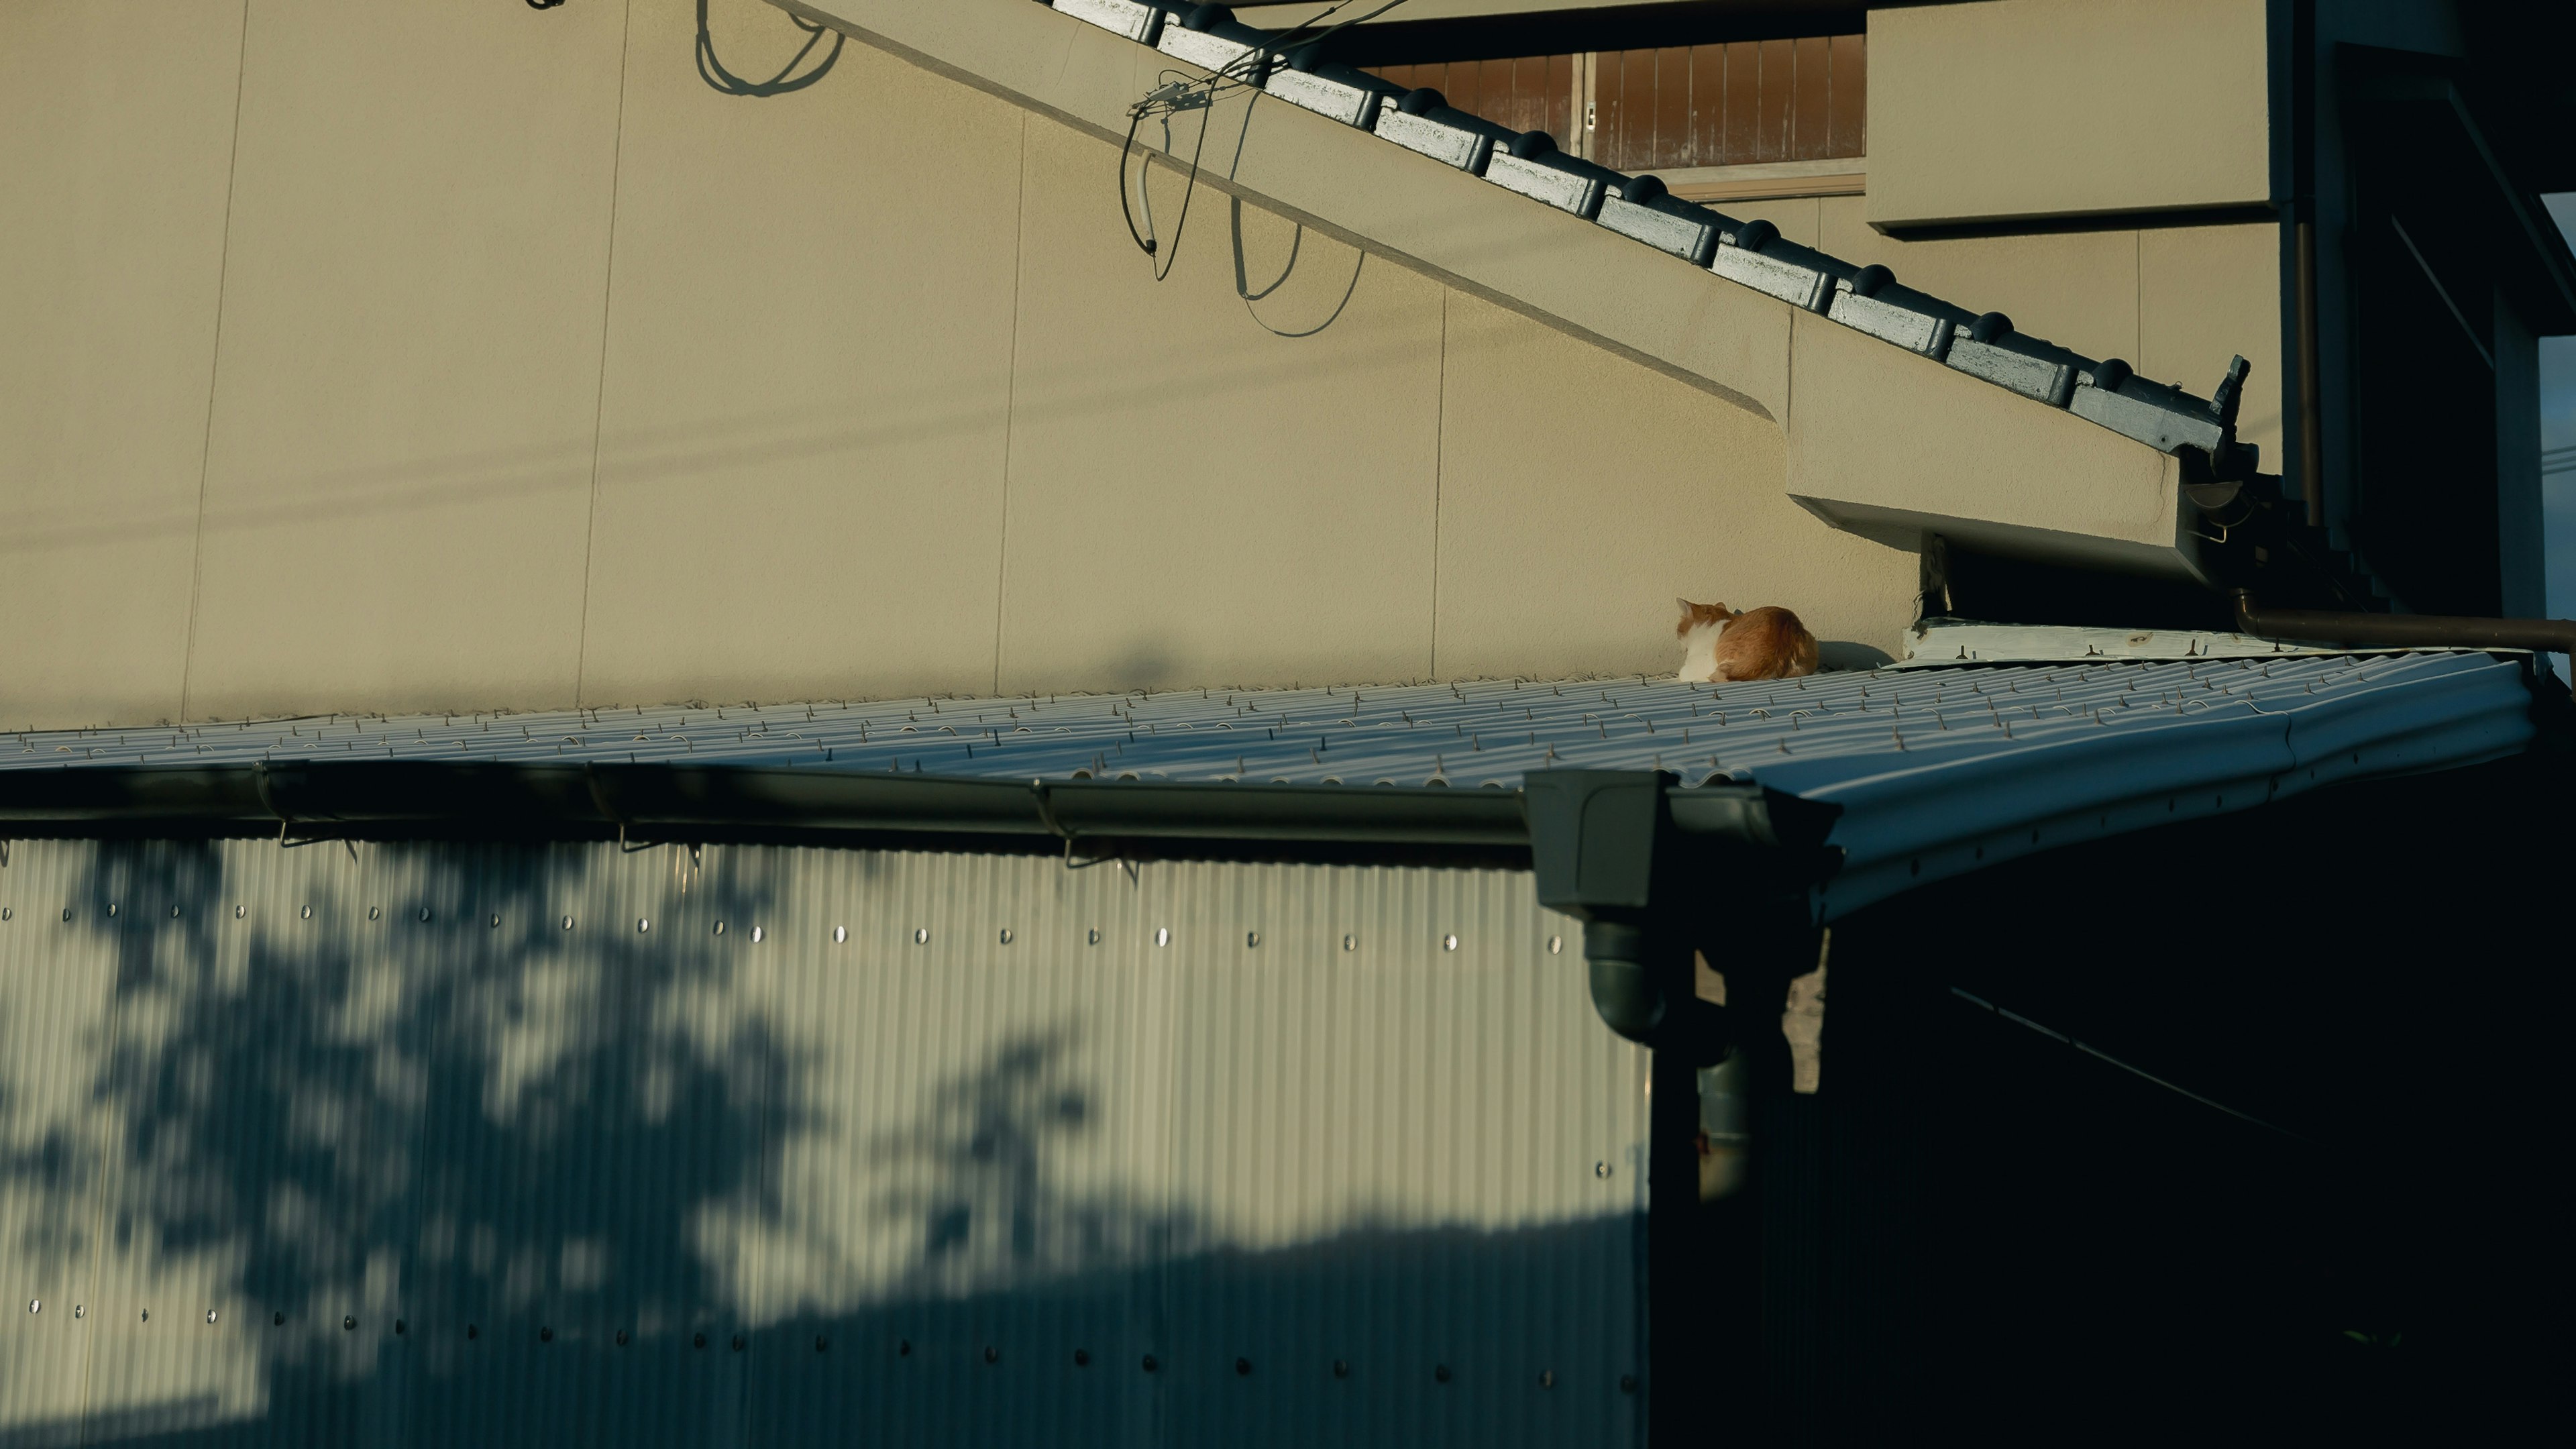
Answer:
xmin=1949 ymin=986 xmax=2314 ymax=1144
xmin=1116 ymin=0 xmax=1414 ymax=279
xmin=695 ymin=0 xmax=844 ymax=98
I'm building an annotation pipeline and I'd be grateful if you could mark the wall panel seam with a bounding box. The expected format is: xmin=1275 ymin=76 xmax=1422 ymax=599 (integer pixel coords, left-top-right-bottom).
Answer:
xmin=176 ymin=0 xmax=256 ymax=727
xmin=573 ymin=0 xmax=639 ymax=710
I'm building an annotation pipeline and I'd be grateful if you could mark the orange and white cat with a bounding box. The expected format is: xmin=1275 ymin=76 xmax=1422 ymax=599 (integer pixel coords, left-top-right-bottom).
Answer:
xmin=1675 ymin=598 xmax=1820 ymax=682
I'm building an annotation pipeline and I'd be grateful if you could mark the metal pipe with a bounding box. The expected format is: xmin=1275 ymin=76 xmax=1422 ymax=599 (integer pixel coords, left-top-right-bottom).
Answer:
xmin=2295 ymin=219 xmax=2326 ymax=528
xmin=2231 ymin=590 xmax=2576 ymax=672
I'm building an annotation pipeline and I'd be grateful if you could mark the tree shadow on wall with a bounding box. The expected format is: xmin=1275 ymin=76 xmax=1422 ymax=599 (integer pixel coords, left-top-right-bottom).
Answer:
xmin=870 ymin=1029 xmax=1196 ymax=1300
xmin=0 ymin=837 xmax=801 ymax=1448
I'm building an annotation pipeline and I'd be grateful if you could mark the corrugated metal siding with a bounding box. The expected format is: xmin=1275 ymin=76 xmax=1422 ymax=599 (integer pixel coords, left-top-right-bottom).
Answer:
xmin=0 ymin=839 xmax=1640 ymax=1446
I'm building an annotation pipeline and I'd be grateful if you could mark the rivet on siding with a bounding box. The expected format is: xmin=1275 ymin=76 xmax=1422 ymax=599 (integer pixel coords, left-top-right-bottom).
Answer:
xmin=1342 ymin=934 xmax=1356 ymax=952
xmin=1087 ymin=928 xmax=1100 ymax=945
xmin=171 ymin=906 xmax=181 ymax=918
xmin=1236 ymin=1357 xmax=1252 ymax=1377
xmin=815 ymin=1335 xmax=829 ymax=1352
xmin=488 ymin=914 xmax=500 ymax=928
xmin=833 ymin=926 xmax=846 ymax=943
xmin=714 ymin=921 xmax=727 ymax=936
xmin=999 ymin=928 xmax=1013 ymax=945
xmin=1548 ymin=934 xmax=1562 ymax=954
xmin=731 ymin=1334 xmax=745 ymax=1352
xmin=751 ymin=926 xmax=763 ymax=943
xmin=694 ymin=1332 xmax=706 ymax=1349
xmin=419 ymin=908 xmax=431 ymax=922
xmin=1594 ymin=1162 xmax=1611 ymax=1178
xmin=1442 ymin=934 xmax=1458 ymax=951
xmin=1540 ymin=1369 xmax=1555 ymax=1388
xmin=301 ymin=906 xmax=312 ymax=920
xmin=638 ymin=918 xmax=651 ymax=933
xmin=1434 ymin=1364 xmax=1450 ymax=1384
xmin=368 ymin=907 xmax=380 ymax=921
xmin=1332 ymin=1359 xmax=1350 ymax=1379
xmin=914 ymin=928 xmax=928 ymax=945
xmin=24 ymin=1300 xmax=35 ymax=1315
xmin=561 ymin=915 xmax=574 ymax=930
xmin=395 ymin=1319 xmax=406 ymax=1336
xmin=61 ymin=908 xmax=70 ymax=922
xmin=107 ymin=903 xmax=118 ymax=916
xmin=272 ymin=1312 xmax=284 ymax=1326
xmin=205 ymin=1309 xmax=218 ymax=1325
xmin=1 ymin=908 xmax=11 ymax=922
xmin=1140 ymin=1353 xmax=1159 ymax=1373
xmin=235 ymin=905 xmax=246 ymax=918
xmin=73 ymin=1305 xmax=83 ymax=1319
xmin=1074 ymin=1348 xmax=1091 ymax=1366
xmin=467 ymin=1324 xmax=478 ymax=1340
xmin=343 ymin=1316 xmax=356 ymax=1332
xmin=1155 ymin=928 xmax=1169 ymax=947
xmin=1246 ymin=930 xmax=1259 ymax=948
xmin=983 ymin=1345 xmax=1000 ymax=1364
xmin=615 ymin=1329 xmax=629 ymax=1346
xmin=898 ymin=1338 xmax=911 ymax=1356
xmin=1620 ymin=1374 xmax=1638 ymax=1394
xmin=540 ymin=1327 xmax=553 ymax=1344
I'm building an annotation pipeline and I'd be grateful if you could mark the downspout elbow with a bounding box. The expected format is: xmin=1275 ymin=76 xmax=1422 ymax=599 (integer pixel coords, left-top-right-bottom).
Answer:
xmin=1584 ymin=921 xmax=1665 ymax=1042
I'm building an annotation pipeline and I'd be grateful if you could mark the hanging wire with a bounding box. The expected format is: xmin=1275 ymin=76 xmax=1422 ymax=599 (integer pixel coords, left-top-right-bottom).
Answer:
xmin=1950 ymin=986 xmax=2314 ymax=1144
xmin=696 ymin=0 xmax=844 ymax=97
xmin=1118 ymin=0 xmax=1413 ymax=278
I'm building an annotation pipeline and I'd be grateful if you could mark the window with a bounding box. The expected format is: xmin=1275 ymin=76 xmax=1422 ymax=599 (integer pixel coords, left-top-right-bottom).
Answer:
xmin=1370 ymin=34 xmax=1864 ymax=176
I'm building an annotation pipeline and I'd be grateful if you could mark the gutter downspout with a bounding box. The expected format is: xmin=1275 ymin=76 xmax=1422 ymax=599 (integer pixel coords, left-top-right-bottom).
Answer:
xmin=2231 ymin=591 xmax=2576 ymax=678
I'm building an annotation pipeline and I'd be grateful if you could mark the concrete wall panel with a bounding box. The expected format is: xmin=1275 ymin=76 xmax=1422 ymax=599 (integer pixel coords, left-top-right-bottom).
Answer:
xmin=181 ymin=0 xmax=629 ymax=720
xmin=1868 ymin=0 xmax=2272 ymax=228
xmin=996 ymin=118 xmax=1448 ymax=694
xmin=0 ymin=1 xmax=248 ymax=729
xmin=1434 ymin=292 xmax=1915 ymax=679
xmin=577 ymin=0 xmax=1024 ymax=705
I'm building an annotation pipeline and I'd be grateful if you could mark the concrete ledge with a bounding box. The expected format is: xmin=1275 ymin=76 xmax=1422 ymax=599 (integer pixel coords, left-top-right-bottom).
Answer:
xmin=1784 ymin=310 xmax=2196 ymax=578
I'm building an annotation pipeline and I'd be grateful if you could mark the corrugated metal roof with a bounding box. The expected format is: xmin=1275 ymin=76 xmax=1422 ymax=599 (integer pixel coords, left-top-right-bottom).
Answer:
xmin=1 ymin=652 xmax=2538 ymax=919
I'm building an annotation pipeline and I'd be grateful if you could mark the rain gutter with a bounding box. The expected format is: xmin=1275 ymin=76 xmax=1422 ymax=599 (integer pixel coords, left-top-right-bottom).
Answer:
xmin=0 ymin=761 xmax=1833 ymax=879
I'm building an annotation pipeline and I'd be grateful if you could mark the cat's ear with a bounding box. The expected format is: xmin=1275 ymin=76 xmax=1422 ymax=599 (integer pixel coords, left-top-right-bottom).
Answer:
xmin=1676 ymin=596 xmax=1696 ymax=616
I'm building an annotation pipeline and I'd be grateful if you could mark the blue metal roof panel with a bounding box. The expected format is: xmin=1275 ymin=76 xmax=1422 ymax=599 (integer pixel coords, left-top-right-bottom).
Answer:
xmin=3 ymin=653 xmax=2535 ymax=918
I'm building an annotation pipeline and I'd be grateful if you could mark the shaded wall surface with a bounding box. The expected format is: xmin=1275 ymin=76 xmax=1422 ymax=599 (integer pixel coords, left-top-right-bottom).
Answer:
xmin=0 ymin=0 xmax=1917 ymax=731
xmin=0 ymin=840 xmax=1643 ymax=1446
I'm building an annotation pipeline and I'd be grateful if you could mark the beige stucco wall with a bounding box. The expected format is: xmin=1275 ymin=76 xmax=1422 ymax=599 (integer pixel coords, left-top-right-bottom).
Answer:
xmin=1867 ymin=0 xmax=2273 ymax=228
xmin=0 ymin=0 xmax=1924 ymax=731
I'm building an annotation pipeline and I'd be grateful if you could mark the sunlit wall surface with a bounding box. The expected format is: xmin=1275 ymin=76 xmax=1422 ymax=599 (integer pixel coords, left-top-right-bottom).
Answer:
xmin=0 ymin=841 xmax=1644 ymax=1446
